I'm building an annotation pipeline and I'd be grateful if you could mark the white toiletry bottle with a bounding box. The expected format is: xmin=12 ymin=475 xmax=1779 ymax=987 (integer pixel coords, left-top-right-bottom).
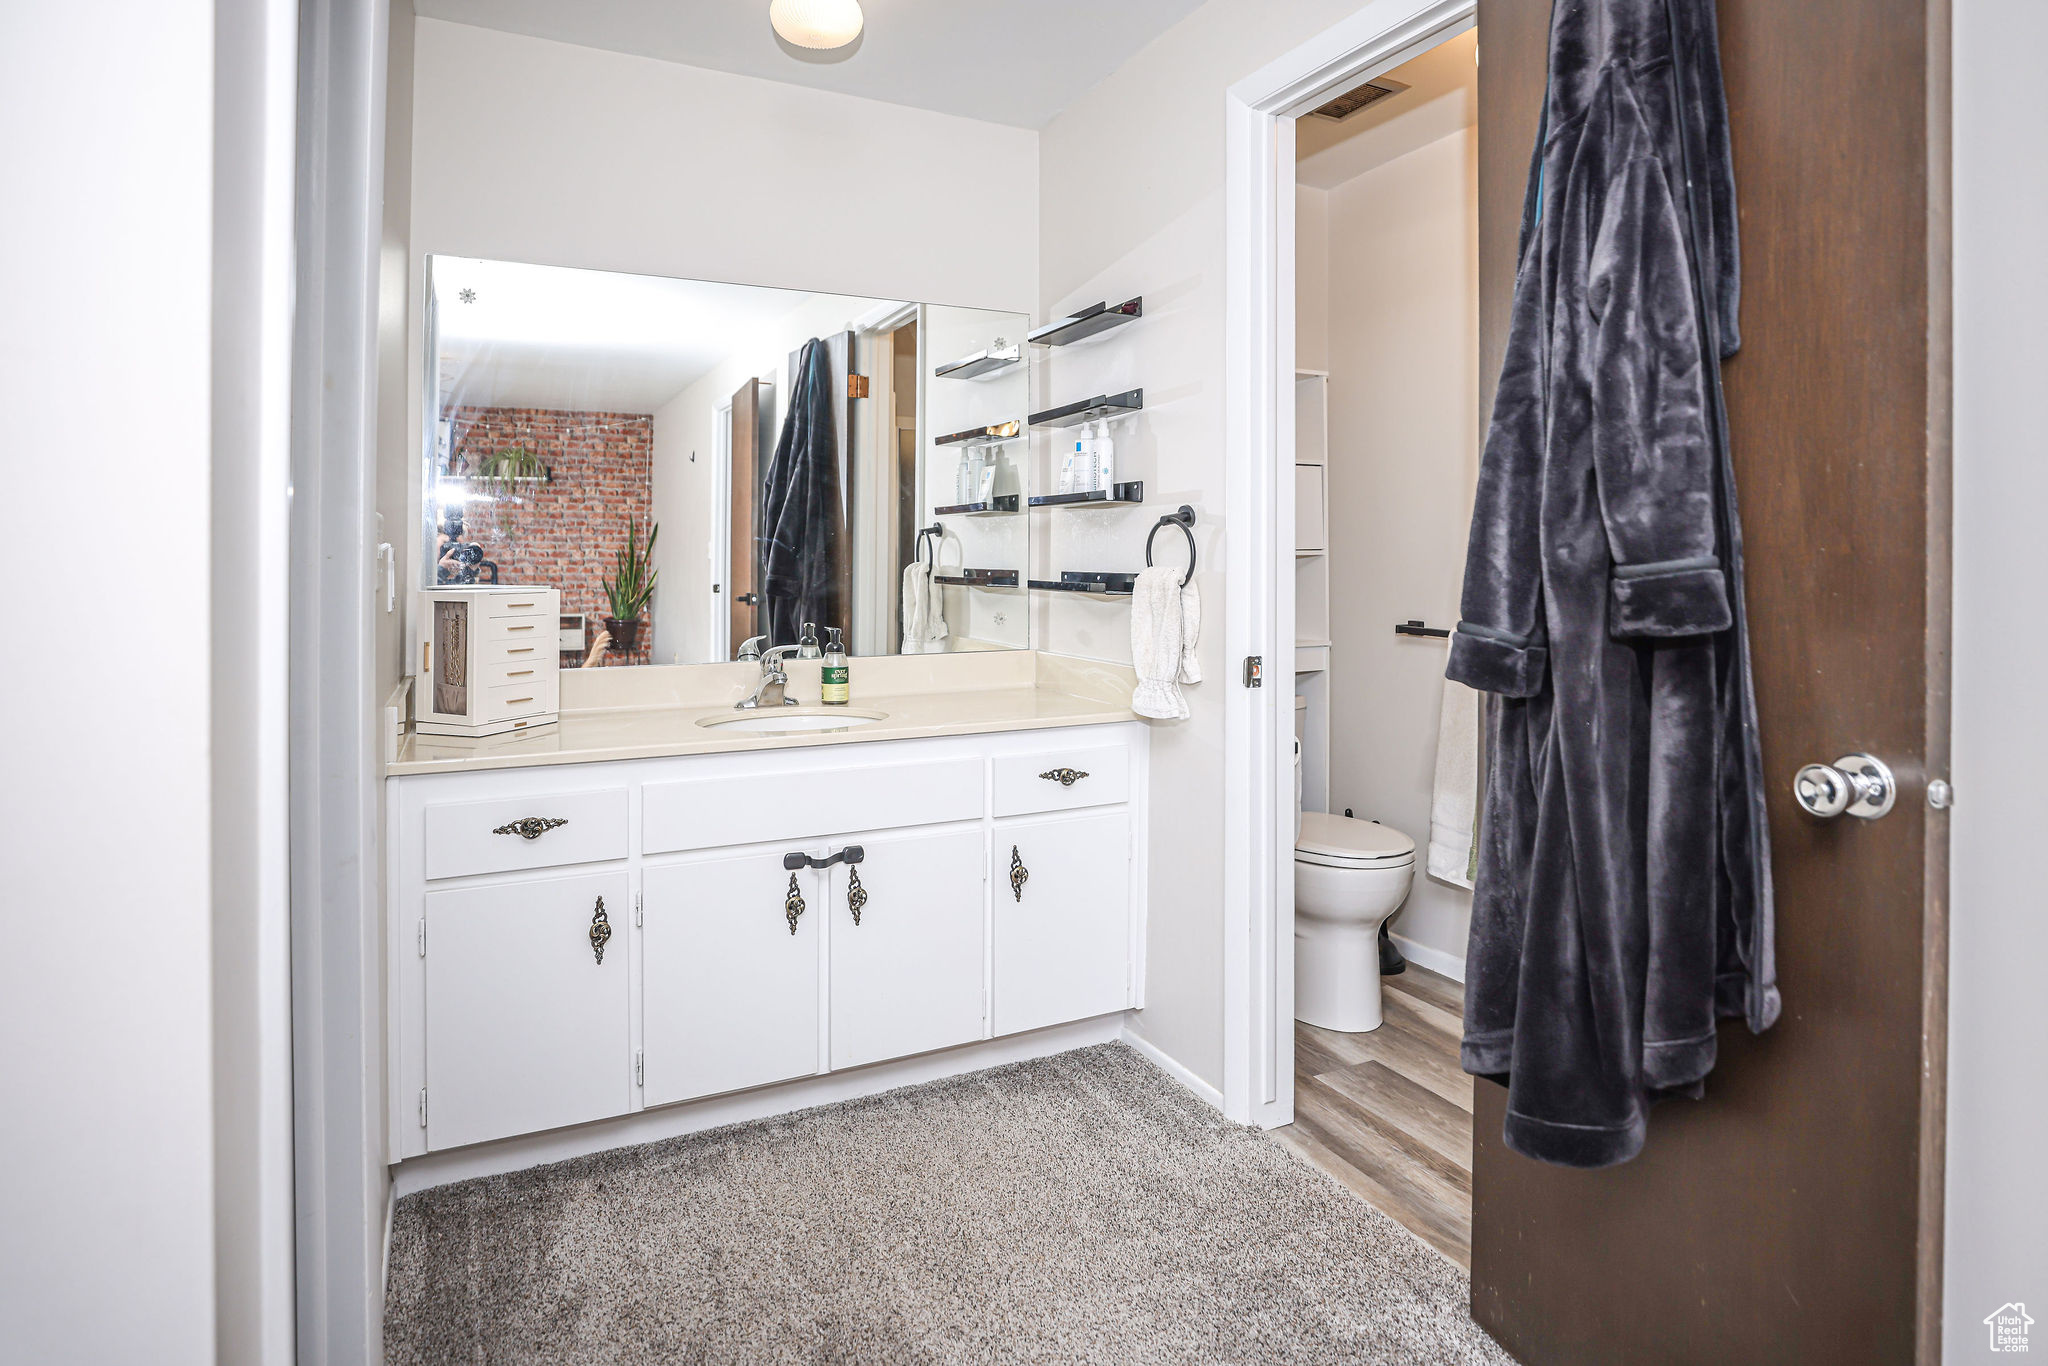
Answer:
xmin=1094 ymin=420 xmax=1115 ymax=493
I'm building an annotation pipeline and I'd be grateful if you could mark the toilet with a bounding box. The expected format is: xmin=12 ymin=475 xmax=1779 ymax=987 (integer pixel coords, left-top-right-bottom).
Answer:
xmin=1294 ymin=809 xmax=1417 ymax=1033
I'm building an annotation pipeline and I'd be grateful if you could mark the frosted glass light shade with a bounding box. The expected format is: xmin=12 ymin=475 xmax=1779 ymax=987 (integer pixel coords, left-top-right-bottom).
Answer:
xmin=769 ymin=0 xmax=864 ymax=50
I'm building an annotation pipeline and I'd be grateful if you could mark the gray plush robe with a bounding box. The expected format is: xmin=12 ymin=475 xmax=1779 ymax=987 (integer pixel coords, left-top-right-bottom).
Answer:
xmin=1447 ymin=0 xmax=1777 ymax=1169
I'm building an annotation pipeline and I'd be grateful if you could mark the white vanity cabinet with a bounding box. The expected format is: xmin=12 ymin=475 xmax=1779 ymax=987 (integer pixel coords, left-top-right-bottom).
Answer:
xmin=826 ymin=826 xmax=987 ymax=1071
xmin=642 ymin=849 xmax=820 ymax=1106
xmin=993 ymin=809 xmax=1133 ymax=1036
xmin=422 ymin=869 xmax=632 ymax=1150
xmin=386 ymin=723 xmax=1147 ymax=1164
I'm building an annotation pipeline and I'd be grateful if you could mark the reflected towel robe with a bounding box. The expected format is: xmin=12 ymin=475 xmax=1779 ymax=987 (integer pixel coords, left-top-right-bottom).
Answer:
xmin=760 ymin=339 xmax=844 ymax=647
xmin=1446 ymin=0 xmax=1776 ymax=1169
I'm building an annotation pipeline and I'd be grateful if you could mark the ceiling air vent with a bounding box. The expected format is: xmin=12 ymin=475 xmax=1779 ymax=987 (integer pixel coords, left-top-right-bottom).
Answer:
xmin=1307 ymin=76 xmax=1410 ymax=121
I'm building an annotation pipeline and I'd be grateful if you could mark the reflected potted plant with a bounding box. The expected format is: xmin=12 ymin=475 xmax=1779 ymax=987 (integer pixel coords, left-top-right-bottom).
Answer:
xmin=601 ymin=517 xmax=658 ymax=655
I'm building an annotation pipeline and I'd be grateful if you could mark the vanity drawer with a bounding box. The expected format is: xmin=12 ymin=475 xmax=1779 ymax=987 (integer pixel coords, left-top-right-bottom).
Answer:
xmin=644 ymin=756 xmax=984 ymax=854
xmin=992 ymin=742 xmax=1130 ymax=817
xmin=422 ymin=787 xmax=629 ymax=880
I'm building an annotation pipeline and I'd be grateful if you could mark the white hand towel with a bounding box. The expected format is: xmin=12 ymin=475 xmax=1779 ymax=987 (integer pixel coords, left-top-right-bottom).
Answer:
xmin=1130 ymin=566 xmax=1190 ymax=719
xmin=1176 ymin=579 xmax=1202 ymax=684
xmin=922 ymin=566 xmax=949 ymax=650
xmin=900 ymin=560 xmax=927 ymax=655
xmin=1427 ymin=655 xmax=1482 ymax=889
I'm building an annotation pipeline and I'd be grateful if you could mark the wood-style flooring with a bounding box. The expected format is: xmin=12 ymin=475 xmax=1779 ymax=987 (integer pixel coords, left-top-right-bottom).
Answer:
xmin=1270 ymin=964 xmax=1475 ymax=1267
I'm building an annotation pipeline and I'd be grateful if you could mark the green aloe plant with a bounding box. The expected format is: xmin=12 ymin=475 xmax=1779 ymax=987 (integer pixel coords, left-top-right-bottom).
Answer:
xmin=603 ymin=517 xmax=659 ymax=621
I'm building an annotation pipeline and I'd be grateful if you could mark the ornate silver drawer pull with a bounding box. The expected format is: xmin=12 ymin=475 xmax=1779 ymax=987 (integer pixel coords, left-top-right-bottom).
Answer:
xmin=494 ymin=816 xmax=567 ymax=840
xmin=1010 ymin=845 xmax=1030 ymax=902
xmin=784 ymin=874 xmax=806 ymax=935
xmin=847 ymin=866 xmax=868 ymax=926
xmin=1039 ymin=768 xmax=1089 ymax=787
xmin=588 ymin=896 xmax=612 ymax=965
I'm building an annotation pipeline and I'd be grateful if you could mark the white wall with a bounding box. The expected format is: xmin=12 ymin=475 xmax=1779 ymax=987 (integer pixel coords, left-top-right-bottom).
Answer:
xmin=1946 ymin=0 xmax=2048 ymax=1352
xmin=0 ymin=3 xmax=221 ymax=1361
xmin=1320 ymin=127 xmax=1479 ymax=971
xmin=404 ymin=18 xmax=1040 ymax=642
xmin=1037 ymin=0 xmax=1400 ymax=1090
xmin=1296 ymin=185 xmax=1331 ymax=373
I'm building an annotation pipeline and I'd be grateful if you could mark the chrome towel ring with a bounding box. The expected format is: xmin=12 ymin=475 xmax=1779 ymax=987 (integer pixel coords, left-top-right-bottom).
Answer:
xmin=1145 ymin=506 xmax=1197 ymax=587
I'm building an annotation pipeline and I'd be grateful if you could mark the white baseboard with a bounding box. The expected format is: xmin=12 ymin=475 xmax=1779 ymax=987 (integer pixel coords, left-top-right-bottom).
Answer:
xmin=1391 ymin=931 xmax=1466 ymax=983
xmin=1120 ymin=1025 xmax=1226 ymax=1112
xmin=391 ymin=1014 xmax=1125 ymax=1197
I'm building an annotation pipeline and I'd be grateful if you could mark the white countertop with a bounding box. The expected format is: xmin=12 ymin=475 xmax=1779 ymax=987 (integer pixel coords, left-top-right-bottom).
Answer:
xmin=389 ymin=683 xmax=1137 ymax=776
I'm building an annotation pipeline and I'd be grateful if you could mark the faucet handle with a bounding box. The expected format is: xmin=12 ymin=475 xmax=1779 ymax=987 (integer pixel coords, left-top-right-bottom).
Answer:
xmin=737 ymin=634 xmax=766 ymax=661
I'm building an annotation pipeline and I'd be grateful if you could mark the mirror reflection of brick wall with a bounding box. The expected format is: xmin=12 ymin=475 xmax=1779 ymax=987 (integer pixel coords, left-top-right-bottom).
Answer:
xmin=444 ymin=406 xmax=655 ymax=665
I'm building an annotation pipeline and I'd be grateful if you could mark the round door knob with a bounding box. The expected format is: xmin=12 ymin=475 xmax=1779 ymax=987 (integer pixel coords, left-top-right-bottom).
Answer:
xmin=1793 ymin=753 xmax=1896 ymax=820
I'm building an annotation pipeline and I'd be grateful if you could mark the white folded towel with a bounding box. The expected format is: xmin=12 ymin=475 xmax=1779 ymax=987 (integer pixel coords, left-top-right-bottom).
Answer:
xmin=1428 ymin=652 xmax=1481 ymax=888
xmin=1176 ymin=578 xmax=1202 ymax=684
xmin=900 ymin=560 xmax=928 ymax=655
xmin=920 ymin=562 xmax=948 ymax=651
xmin=1130 ymin=566 xmax=1192 ymax=719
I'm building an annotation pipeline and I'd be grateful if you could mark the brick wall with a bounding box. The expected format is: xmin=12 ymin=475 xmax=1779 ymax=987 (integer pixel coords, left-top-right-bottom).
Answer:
xmin=441 ymin=406 xmax=656 ymax=666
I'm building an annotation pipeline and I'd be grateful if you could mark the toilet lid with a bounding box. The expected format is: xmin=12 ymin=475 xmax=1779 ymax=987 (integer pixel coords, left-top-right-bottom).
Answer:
xmin=1296 ymin=812 xmax=1416 ymax=866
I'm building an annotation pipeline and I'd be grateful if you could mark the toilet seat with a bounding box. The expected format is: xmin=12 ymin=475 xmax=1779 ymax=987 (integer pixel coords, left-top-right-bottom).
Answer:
xmin=1294 ymin=812 xmax=1416 ymax=869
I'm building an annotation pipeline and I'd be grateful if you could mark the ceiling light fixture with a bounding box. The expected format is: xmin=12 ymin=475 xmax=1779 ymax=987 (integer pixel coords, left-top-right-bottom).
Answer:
xmin=769 ymin=0 xmax=863 ymax=51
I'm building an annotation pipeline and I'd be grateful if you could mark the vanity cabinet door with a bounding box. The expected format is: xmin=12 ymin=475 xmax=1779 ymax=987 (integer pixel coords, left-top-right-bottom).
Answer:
xmin=423 ymin=870 xmax=631 ymax=1151
xmin=991 ymin=809 xmax=1132 ymax=1036
xmin=642 ymin=851 xmax=820 ymax=1106
xmin=828 ymin=827 xmax=986 ymax=1070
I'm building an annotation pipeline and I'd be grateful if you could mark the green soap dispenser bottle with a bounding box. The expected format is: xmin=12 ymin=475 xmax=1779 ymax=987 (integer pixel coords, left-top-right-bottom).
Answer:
xmin=821 ymin=627 xmax=849 ymax=705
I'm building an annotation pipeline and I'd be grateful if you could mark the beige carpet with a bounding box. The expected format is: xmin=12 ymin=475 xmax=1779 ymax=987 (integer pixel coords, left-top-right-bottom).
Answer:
xmin=386 ymin=1043 xmax=1513 ymax=1365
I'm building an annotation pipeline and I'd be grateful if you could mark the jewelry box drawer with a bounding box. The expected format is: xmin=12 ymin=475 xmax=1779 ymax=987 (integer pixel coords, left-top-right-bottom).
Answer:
xmin=483 ymin=591 xmax=555 ymax=620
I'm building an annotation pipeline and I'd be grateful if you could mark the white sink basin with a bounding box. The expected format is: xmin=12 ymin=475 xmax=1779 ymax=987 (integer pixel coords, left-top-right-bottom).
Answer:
xmin=699 ymin=708 xmax=887 ymax=735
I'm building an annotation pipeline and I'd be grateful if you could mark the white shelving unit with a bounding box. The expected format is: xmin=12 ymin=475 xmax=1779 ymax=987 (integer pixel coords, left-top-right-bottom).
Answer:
xmin=1294 ymin=371 xmax=1331 ymax=814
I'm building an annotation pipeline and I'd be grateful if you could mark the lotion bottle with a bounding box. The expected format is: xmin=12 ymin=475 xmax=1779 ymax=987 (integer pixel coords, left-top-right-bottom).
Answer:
xmin=821 ymin=628 xmax=849 ymax=705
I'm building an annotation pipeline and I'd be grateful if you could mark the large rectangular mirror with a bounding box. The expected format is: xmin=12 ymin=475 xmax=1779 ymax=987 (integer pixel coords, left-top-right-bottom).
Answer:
xmin=422 ymin=257 xmax=1031 ymax=666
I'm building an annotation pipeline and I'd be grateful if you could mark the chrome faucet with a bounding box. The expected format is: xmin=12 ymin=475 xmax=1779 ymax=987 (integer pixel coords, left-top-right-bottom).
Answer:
xmin=736 ymin=644 xmax=802 ymax=709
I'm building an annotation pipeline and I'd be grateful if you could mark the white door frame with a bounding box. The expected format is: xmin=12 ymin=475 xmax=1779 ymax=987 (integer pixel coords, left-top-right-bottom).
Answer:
xmin=711 ymin=396 xmax=733 ymax=661
xmin=1220 ymin=0 xmax=1477 ymax=1128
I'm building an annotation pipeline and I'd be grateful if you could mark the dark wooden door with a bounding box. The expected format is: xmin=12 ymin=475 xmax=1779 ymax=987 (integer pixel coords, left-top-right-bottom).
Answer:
xmin=1469 ymin=2 xmax=1950 ymax=1363
xmin=728 ymin=377 xmax=760 ymax=657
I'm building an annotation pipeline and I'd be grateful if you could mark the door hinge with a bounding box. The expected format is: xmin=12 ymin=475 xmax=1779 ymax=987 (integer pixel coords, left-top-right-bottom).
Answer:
xmin=634 ymin=892 xmax=643 ymax=928
xmin=1244 ymin=655 xmax=1264 ymax=687
xmin=417 ymin=918 xmax=426 ymax=957
xmin=847 ymin=373 xmax=870 ymax=398
xmin=634 ymin=1049 xmax=644 ymax=1087
xmin=418 ymin=1088 xmax=428 ymax=1128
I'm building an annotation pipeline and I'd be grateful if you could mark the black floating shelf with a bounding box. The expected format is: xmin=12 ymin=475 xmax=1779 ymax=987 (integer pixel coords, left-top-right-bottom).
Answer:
xmin=1030 ymin=481 xmax=1145 ymax=509
xmin=933 ymin=494 xmax=1021 ymax=517
xmin=933 ymin=569 xmax=1020 ymax=588
xmin=1029 ymin=297 xmax=1142 ymax=347
xmin=935 ymin=421 xmax=1024 ymax=447
xmin=1029 ymin=388 xmax=1144 ymax=429
xmin=1029 ymin=572 xmax=1138 ymax=597
xmin=934 ymin=345 xmax=1023 ymax=381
